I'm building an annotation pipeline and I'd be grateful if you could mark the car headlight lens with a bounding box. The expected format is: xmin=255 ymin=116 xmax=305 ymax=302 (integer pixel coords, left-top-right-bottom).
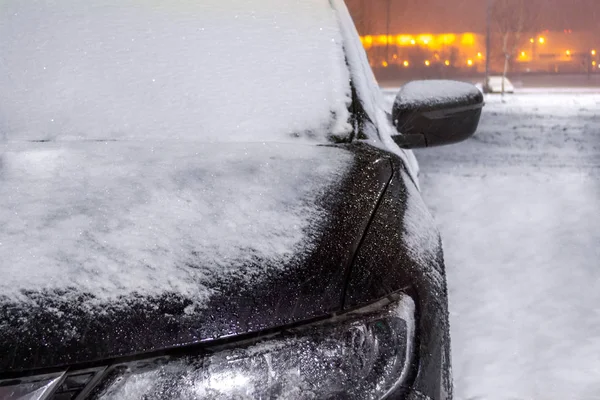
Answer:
xmin=93 ymin=293 xmax=415 ymax=400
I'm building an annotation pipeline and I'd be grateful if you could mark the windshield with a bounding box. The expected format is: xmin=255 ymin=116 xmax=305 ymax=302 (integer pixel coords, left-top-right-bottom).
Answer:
xmin=0 ymin=0 xmax=353 ymax=143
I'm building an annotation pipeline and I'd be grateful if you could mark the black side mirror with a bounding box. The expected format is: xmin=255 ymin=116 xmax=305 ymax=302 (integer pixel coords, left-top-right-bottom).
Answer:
xmin=391 ymin=80 xmax=484 ymax=149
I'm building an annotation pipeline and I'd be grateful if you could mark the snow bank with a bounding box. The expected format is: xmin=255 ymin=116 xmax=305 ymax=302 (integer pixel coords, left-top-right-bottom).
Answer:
xmin=411 ymin=92 xmax=600 ymax=399
xmin=0 ymin=142 xmax=353 ymax=306
xmin=425 ymin=171 xmax=600 ymax=400
xmin=0 ymin=0 xmax=352 ymax=143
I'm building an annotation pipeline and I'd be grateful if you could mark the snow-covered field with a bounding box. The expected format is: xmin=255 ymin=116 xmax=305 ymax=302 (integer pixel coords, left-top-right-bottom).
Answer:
xmin=387 ymin=90 xmax=600 ymax=399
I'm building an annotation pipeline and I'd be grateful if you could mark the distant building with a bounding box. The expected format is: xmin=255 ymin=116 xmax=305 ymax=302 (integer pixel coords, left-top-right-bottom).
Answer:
xmin=516 ymin=31 xmax=598 ymax=73
xmin=360 ymin=33 xmax=486 ymax=73
xmin=360 ymin=30 xmax=599 ymax=75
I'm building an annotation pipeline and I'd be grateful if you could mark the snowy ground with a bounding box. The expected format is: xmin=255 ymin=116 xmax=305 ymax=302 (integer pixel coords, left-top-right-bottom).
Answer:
xmin=386 ymin=90 xmax=600 ymax=399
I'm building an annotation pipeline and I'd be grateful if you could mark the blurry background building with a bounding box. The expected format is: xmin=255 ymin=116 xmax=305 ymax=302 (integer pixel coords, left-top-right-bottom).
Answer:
xmin=345 ymin=0 xmax=600 ymax=80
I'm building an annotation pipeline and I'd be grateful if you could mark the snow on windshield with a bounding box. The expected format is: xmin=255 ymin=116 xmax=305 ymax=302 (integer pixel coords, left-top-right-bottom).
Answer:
xmin=0 ymin=0 xmax=352 ymax=143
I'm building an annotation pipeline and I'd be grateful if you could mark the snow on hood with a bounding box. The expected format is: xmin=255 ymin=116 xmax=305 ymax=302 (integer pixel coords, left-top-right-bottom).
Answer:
xmin=0 ymin=142 xmax=353 ymax=307
xmin=0 ymin=0 xmax=352 ymax=143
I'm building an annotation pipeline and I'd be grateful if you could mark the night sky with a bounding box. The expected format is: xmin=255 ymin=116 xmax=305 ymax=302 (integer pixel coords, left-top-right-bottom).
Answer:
xmin=346 ymin=0 xmax=600 ymax=34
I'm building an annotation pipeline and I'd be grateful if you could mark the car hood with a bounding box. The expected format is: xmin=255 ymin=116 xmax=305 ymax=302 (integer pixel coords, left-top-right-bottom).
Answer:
xmin=0 ymin=141 xmax=392 ymax=373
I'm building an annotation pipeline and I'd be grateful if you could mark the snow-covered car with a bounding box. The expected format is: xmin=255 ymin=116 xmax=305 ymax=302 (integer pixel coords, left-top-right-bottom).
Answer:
xmin=0 ymin=1 xmax=482 ymax=399
xmin=483 ymin=75 xmax=516 ymax=93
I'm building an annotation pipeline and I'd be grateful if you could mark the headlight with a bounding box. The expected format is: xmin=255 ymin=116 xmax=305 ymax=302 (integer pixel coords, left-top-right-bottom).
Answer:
xmin=0 ymin=293 xmax=415 ymax=400
xmin=93 ymin=293 xmax=415 ymax=400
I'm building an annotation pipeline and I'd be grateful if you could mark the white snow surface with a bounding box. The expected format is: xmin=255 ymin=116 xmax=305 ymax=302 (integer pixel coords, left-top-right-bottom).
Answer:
xmin=384 ymin=90 xmax=600 ymax=399
xmin=0 ymin=142 xmax=353 ymax=305
xmin=401 ymin=170 xmax=442 ymax=287
xmin=0 ymin=0 xmax=352 ymax=143
xmin=394 ymin=80 xmax=482 ymax=109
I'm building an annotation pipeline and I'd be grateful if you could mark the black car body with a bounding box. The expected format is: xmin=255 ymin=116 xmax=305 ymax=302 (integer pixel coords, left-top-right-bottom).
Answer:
xmin=0 ymin=1 xmax=482 ymax=399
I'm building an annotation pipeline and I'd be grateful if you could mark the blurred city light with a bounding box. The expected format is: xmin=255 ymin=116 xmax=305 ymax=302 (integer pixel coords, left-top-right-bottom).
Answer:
xmin=418 ymin=34 xmax=433 ymax=44
xmin=360 ymin=33 xmax=474 ymax=49
xmin=461 ymin=33 xmax=475 ymax=46
xmin=355 ymin=16 xmax=597 ymax=74
xmin=348 ymin=1 xmax=600 ymax=75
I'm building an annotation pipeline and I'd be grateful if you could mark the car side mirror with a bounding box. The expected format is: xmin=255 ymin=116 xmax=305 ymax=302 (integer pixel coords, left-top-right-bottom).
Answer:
xmin=391 ymin=80 xmax=484 ymax=149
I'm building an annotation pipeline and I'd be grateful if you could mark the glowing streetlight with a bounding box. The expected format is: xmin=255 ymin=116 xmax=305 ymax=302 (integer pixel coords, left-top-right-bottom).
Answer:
xmin=424 ymin=60 xmax=430 ymax=66
xmin=403 ymin=60 xmax=409 ymax=67
xmin=592 ymin=50 xmax=597 ymax=56
xmin=566 ymin=50 xmax=571 ymax=56
xmin=467 ymin=59 xmax=473 ymax=66
xmin=444 ymin=60 xmax=450 ymax=66
xmin=539 ymin=37 xmax=545 ymax=44
xmin=382 ymin=61 xmax=389 ymax=67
